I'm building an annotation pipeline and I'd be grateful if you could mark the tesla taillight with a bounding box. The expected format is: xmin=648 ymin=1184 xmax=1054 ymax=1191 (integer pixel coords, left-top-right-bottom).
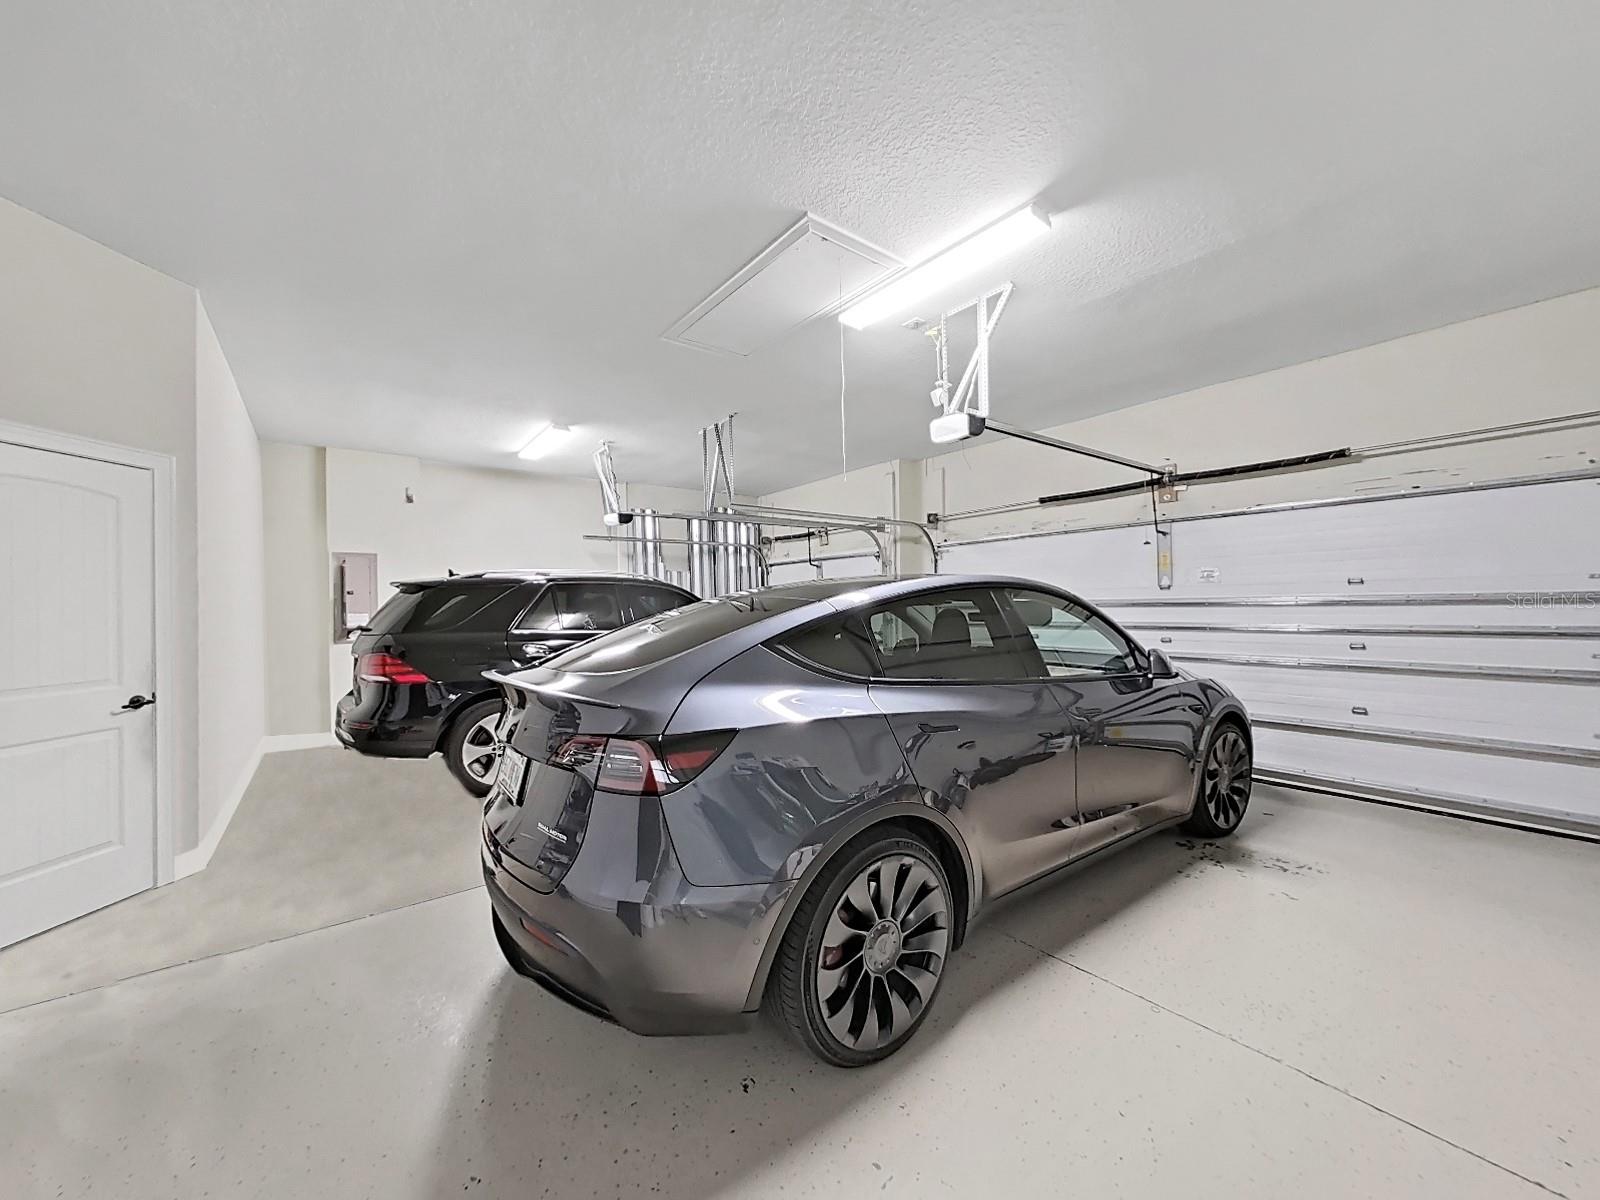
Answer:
xmin=595 ymin=739 xmax=655 ymax=793
xmin=546 ymin=731 xmax=734 ymax=795
xmin=655 ymin=731 xmax=736 ymax=788
xmin=356 ymin=653 xmax=431 ymax=685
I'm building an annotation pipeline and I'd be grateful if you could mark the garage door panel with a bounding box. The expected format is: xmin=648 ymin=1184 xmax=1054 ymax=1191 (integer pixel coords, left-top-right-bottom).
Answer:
xmin=1103 ymin=601 xmax=1600 ymax=630
xmin=1198 ymin=662 xmax=1595 ymax=751
xmin=1133 ymin=628 xmax=1600 ymax=672
xmin=949 ymin=480 xmax=1600 ymax=601
xmin=941 ymin=476 xmax=1600 ymax=832
xmin=1163 ymin=484 xmax=1591 ymax=595
xmin=946 ymin=526 xmax=1150 ymax=594
xmin=1255 ymin=728 xmax=1599 ymax=825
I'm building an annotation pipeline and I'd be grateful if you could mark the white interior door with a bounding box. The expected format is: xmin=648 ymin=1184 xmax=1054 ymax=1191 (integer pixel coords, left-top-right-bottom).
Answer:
xmin=0 ymin=441 xmax=157 ymax=948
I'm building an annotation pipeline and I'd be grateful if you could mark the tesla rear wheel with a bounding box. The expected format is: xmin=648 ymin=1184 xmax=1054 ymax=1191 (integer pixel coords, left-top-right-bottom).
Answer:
xmin=1182 ymin=721 xmax=1252 ymax=837
xmin=444 ymin=698 xmax=502 ymax=798
xmin=767 ymin=831 xmax=952 ymax=1067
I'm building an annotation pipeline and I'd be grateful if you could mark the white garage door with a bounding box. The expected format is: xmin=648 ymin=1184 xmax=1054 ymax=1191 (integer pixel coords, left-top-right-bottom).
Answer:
xmin=0 ymin=441 xmax=158 ymax=947
xmin=941 ymin=475 xmax=1600 ymax=834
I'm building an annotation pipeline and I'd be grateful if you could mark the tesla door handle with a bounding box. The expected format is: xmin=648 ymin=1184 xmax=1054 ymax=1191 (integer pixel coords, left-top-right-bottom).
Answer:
xmin=917 ymin=722 xmax=959 ymax=734
xmin=116 ymin=693 xmax=156 ymax=713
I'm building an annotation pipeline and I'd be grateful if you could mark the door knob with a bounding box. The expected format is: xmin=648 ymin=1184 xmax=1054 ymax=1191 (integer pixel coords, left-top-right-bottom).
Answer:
xmin=118 ymin=694 xmax=156 ymax=712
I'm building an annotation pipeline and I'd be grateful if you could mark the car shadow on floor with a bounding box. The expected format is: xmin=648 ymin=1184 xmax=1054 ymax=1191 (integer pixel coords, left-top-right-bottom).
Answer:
xmin=420 ymin=810 xmax=1307 ymax=1199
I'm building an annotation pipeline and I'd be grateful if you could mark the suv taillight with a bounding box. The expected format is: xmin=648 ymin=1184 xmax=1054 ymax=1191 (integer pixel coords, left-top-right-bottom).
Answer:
xmin=547 ymin=731 xmax=734 ymax=795
xmin=356 ymin=653 xmax=431 ymax=685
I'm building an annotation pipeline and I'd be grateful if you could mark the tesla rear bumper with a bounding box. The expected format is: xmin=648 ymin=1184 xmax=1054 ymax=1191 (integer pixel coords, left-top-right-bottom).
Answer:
xmin=481 ymin=809 xmax=794 ymax=1036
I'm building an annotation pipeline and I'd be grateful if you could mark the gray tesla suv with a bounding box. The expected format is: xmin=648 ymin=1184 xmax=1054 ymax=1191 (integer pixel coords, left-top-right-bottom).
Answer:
xmin=481 ymin=575 xmax=1252 ymax=1066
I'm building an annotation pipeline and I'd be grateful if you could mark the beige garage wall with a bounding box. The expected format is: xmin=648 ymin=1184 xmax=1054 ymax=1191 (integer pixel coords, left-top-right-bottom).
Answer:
xmin=260 ymin=444 xmax=330 ymax=737
xmin=194 ymin=301 xmax=266 ymax=853
xmin=759 ymin=462 xmax=916 ymax=574
xmin=766 ymin=285 xmax=1600 ymax=560
xmin=259 ymin=447 xmax=706 ymax=733
xmin=320 ymin=449 xmax=632 ymax=718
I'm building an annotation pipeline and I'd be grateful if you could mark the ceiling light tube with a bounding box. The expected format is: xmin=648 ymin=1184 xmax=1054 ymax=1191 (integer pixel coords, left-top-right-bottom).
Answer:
xmin=839 ymin=202 xmax=1052 ymax=330
xmin=517 ymin=423 xmax=576 ymax=460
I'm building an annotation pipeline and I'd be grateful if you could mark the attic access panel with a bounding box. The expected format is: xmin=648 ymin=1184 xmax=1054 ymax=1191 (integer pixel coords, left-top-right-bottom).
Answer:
xmin=662 ymin=214 xmax=900 ymax=357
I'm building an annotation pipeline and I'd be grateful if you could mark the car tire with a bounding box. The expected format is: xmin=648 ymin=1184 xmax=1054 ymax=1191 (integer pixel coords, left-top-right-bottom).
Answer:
xmin=1181 ymin=719 xmax=1252 ymax=838
xmin=443 ymin=697 xmax=503 ymax=797
xmin=766 ymin=829 xmax=954 ymax=1067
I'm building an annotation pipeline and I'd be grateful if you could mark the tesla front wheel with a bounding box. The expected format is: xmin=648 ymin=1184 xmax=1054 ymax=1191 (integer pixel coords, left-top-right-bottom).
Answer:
xmin=1183 ymin=721 xmax=1252 ymax=837
xmin=767 ymin=831 xmax=952 ymax=1067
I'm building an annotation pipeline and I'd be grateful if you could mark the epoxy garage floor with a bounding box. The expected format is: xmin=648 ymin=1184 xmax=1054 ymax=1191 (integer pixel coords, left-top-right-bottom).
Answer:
xmin=2 ymin=754 xmax=1597 ymax=1200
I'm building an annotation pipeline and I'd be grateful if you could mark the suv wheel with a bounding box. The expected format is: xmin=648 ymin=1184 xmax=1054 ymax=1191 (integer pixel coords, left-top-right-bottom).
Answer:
xmin=444 ymin=698 xmax=503 ymax=797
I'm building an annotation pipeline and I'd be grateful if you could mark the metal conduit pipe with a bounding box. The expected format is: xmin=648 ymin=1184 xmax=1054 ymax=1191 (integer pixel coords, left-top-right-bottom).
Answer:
xmin=635 ymin=509 xmax=661 ymax=580
xmin=686 ymin=519 xmax=712 ymax=597
xmin=610 ymin=507 xmax=875 ymax=534
xmin=601 ymin=508 xmax=902 ymax=584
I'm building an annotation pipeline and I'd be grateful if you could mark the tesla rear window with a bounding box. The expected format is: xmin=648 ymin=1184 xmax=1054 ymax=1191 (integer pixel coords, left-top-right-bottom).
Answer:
xmin=548 ymin=592 xmax=811 ymax=673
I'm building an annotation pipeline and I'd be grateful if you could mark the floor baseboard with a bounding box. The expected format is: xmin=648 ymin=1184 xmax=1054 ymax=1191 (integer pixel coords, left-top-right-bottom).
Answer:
xmin=264 ymin=732 xmax=339 ymax=753
xmin=175 ymin=739 xmax=265 ymax=879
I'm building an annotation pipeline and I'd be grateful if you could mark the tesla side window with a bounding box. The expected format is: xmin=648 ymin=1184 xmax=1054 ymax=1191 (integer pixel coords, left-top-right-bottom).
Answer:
xmin=551 ymin=583 xmax=624 ymax=631
xmin=864 ymin=589 xmax=1036 ymax=681
xmin=779 ymin=615 xmax=879 ymax=677
xmin=1001 ymin=588 xmax=1139 ymax=676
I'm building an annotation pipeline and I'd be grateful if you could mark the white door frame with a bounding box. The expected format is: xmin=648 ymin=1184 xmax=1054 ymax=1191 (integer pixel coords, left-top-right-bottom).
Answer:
xmin=0 ymin=417 xmax=178 ymax=886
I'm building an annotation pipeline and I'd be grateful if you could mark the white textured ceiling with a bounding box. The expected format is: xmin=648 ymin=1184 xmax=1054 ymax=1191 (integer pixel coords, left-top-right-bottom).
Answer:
xmin=2 ymin=2 xmax=1598 ymax=493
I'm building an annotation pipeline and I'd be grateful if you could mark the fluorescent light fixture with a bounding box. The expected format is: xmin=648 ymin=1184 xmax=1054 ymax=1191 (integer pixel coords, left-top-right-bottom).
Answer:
xmin=839 ymin=202 xmax=1052 ymax=330
xmin=517 ymin=423 xmax=576 ymax=460
xmin=929 ymin=412 xmax=987 ymax=444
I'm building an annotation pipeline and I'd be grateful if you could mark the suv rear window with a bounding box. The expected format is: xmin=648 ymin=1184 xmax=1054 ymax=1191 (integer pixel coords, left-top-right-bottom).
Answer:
xmin=549 ymin=592 xmax=811 ymax=674
xmin=618 ymin=584 xmax=693 ymax=623
xmin=368 ymin=583 xmax=523 ymax=634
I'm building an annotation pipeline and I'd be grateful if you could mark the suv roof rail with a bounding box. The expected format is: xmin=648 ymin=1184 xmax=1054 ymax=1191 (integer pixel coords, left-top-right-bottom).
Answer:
xmin=391 ymin=568 xmax=688 ymax=586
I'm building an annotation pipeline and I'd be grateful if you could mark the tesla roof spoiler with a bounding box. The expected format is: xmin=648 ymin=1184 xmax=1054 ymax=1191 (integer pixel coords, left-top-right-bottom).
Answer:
xmin=482 ymin=669 xmax=621 ymax=709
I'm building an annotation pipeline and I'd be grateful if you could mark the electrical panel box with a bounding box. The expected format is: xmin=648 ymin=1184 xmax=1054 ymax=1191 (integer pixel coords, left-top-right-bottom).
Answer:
xmin=333 ymin=552 xmax=378 ymax=642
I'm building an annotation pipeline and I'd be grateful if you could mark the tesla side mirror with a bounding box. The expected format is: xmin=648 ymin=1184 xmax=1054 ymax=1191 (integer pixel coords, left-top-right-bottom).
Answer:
xmin=1146 ymin=648 xmax=1179 ymax=678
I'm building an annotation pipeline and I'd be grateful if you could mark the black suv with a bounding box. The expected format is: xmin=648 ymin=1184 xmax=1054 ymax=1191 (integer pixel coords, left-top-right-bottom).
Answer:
xmin=335 ymin=570 xmax=696 ymax=795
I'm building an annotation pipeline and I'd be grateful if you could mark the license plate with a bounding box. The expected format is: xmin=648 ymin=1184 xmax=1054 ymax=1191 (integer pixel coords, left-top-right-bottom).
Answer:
xmin=494 ymin=747 xmax=529 ymax=804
